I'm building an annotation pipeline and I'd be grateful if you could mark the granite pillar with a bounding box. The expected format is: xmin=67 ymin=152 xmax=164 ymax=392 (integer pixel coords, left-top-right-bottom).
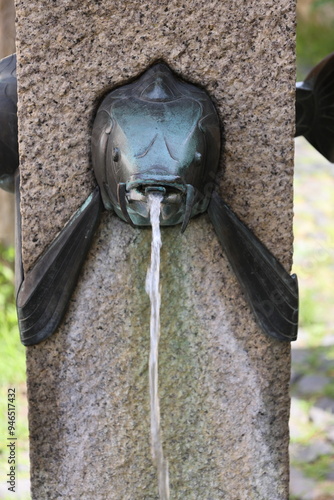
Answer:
xmin=15 ymin=1 xmax=296 ymax=498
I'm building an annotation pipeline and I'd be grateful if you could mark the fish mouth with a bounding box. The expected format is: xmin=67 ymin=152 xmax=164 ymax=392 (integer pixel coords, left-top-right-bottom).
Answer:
xmin=126 ymin=175 xmax=186 ymax=203
xmin=117 ymin=176 xmax=196 ymax=232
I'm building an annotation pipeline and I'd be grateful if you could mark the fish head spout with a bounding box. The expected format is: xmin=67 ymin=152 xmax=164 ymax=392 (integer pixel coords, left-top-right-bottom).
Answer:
xmin=92 ymin=63 xmax=221 ymax=230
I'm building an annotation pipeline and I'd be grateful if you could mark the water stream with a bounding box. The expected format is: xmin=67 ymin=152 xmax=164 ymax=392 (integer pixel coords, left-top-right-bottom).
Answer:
xmin=145 ymin=193 xmax=170 ymax=500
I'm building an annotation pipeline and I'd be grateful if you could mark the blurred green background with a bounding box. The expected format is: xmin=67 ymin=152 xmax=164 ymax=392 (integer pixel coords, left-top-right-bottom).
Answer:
xmin=297 ymin=0 xmax=334 ymax=78
xmin=290 ymin=1 xmax=334 ymax=499
xmin=291 ymin=137 xmax=334 ymax=500
xmin=0 ymin=1 xmax=30 ymax=498
xmin=1 ymin=1 xmax=334 ymax=499
xmin=0 ymin=246 xmax=29 ymax=499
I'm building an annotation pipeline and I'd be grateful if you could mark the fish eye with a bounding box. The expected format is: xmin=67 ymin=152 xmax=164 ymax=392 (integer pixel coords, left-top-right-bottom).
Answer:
xmin=113 ymin=147 xmax=120 ymax=162
xmin=194 ymin=152 xmax=202 ymax=164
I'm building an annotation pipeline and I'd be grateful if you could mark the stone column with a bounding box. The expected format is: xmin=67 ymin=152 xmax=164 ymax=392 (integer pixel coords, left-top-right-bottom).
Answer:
xmin=15 ymin=1 xmax=296 ymax=498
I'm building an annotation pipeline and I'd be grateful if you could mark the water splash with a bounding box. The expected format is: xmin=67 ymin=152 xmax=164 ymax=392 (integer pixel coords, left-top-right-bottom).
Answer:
xmin=145 ymin=193 xmax=170 ymax=500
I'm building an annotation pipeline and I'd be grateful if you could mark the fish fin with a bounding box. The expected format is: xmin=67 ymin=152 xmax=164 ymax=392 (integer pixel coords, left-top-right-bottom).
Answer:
xmin=16 ymin=187 xmax=102 ymax=346
xmin=208 ymin=192 xmax=298 ymax=342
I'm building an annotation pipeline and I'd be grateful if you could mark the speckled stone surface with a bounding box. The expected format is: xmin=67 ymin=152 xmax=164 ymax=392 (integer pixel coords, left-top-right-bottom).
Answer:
xmin=15 ymin=1 xmax=296 ymax=498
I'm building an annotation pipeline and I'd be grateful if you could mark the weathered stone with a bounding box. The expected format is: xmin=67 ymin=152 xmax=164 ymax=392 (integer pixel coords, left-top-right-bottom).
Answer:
xmin=15 ymin=0 xmax=295 ymax=498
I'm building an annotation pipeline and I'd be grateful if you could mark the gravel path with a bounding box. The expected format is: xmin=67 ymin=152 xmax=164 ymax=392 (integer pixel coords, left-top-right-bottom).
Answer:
xmin=290 ymin=137 xmax=334 ymax=500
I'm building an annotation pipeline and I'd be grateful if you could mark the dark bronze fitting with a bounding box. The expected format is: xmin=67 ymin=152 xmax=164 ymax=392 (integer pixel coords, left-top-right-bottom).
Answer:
xmin=16 ymin=187 xmax=102 ymax=346
xmin=0 ymin=57 xmax=298 ymax=344
xmin=0 ymin=53 xmax=18 ymax=193
xmin=208 ymin=193 xmax=298 ymax=342
xmin=91 ymin=62 xmax=221 ymax=227
xmin=117 ymin=182 xmax=135 ymax=227
xmin=296 ymin=52 xmax=334 ymax=162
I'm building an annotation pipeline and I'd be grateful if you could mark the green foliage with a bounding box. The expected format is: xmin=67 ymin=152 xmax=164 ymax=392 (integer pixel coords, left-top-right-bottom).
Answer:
xmin=297 ymin=21 xmax=334 ymax=78
xmin=312 ymin=0 xmax=334 ymax=10
xmin=0 ymin=244 xmax=26 ymax=384
xmin=296 ymin=1 xmax=334 ymax=78
xmin=324 ymin=382 xmax=334 ymax=399
xmin=0 ymin=245 xmax=30 ymax=495
xmin=302 ymin=455 xmax=333 ymax=481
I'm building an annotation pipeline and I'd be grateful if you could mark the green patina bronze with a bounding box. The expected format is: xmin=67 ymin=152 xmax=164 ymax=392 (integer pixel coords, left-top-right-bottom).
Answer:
xmin=91 ymin=63 xmax=221 ymax=232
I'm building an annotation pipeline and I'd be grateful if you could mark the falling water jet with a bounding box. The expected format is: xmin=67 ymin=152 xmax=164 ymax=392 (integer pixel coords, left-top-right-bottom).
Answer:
xmin=145 ymin=192 xmax=170 ymax=500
